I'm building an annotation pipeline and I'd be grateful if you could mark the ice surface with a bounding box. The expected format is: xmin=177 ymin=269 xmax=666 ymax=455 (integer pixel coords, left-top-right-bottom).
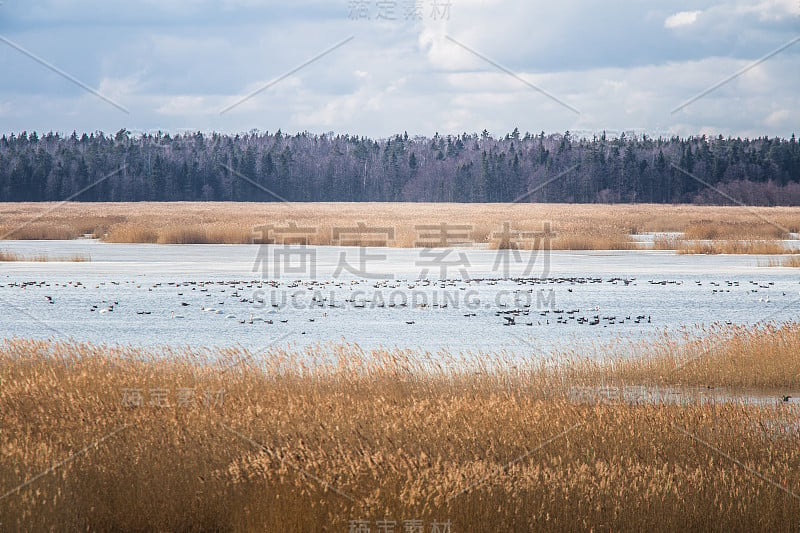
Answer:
xmin=1 ymin=240 xmax=798 ymax=357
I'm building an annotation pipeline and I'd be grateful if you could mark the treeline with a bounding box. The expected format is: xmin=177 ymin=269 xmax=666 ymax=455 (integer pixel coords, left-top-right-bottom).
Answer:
xmin=1 ymin=128 xmax=799 ymax=204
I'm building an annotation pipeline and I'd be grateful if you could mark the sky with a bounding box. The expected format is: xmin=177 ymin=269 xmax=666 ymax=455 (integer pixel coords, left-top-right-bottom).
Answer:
xmin=0 ymin=0 xmax=798 ymax=139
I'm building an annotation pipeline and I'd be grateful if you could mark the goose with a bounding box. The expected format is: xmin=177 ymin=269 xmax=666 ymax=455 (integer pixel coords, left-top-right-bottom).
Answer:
xmin=171 ymin=311 xmax=184 ymax=319
xmin=99 ymin=307 xmax=112 ymax=314
xmin=225 ymin=314 xmax=236 ymax=319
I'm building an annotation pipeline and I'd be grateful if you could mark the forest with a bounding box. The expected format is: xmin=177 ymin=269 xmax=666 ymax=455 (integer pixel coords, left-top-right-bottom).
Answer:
xmin=1 ymin=128 xmax=799 ymax=205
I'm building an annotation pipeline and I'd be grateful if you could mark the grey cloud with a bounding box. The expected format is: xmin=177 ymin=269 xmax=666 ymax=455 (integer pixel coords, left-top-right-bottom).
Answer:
xmin=0 ymin=0 xmax=796 ymax=138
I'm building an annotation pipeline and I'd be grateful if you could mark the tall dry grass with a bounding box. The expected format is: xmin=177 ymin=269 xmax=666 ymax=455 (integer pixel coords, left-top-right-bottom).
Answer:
xmin=549 ymin=234 xmax=639 ymax=250
xmin=2 ymin=323 xmax=800 ymax=531
xmin=2 ymin=202 xmax=800 ymax=251
xmin=675 ymin=240 xmax=791 ymax=255
xmin=0 ymin=250 xmax=89 ymax=262
xmin=573 ymin=322 xmax=800 ymax=391
xmin=759 ymin=256 xmax=800 ymax=267
xmin=0 ymin=214 xmax=126 ymax=240
xmin=653 ymin=235 xmax=796 ymax=255
xmin=652 ymin=235 xmax=681 ymax=250
xmin=683 ymin=221 xmax=789 ymax=240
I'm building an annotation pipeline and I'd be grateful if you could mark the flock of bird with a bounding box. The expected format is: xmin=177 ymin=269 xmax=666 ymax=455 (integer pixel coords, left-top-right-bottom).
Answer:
xmin=497 ymin=307 xmax=652 ymax=327
xmin=2 ymin=275 xmax=795 ymax=332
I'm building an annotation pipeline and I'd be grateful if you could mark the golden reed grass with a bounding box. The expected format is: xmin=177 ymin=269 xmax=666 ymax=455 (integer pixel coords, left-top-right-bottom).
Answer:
xmin=759 ymin=256 xmax=800 ymax=267
xmin=675 ymin=240 xmax=793 ymax=255
xmin=682 ymin=221 xmax=790 ymax=240
xmin=780 ymin=255 xmax=800 ymax=267
xmin=2 ymin=323 xmax=799 ymax=531
xmin=655 ymin=236 xmax=798 ymax=255
xmin=2 ymin=202 xmax=800 ymax=252
xmin=566 ymin=322 xmax=800 ymax=391
xmin=0 ymin=250 xmax=89 ymax=262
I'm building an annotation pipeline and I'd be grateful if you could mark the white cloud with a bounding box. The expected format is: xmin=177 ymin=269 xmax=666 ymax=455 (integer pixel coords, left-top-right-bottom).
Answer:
xmin=734 ymin=0 xmax=800 ymax=20
xmin=155 ymin=95 xmax=214 ymax=116
xmin=0 ymin=1 xmax=797 ymax=138
xmin=764 ymin=109 xmax=793 ymax=127
xmin=97 ymin=74 xmax=141 ymax=102
xmin=664 ymin=10 xmax=702 ymax=29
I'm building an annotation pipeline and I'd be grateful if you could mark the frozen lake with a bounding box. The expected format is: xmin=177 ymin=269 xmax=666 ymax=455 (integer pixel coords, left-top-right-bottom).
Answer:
xmin=1 ymin=240 xmax=798 ymax=356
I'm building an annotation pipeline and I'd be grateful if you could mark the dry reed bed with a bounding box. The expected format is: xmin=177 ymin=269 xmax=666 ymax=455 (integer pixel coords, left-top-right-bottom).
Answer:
xmin=759 ymin=256 xmax=800 ymax=267
xmin=2 ymin=323 xmax=800 ymax=531
xmin=563 ymin=322 xmax=800 ymax=391
xmin=778 ymin=256 xmax=800 ymax=267
xmin=2 ymin=203 xmax=800 ymax=252
xmin=0 ymin=250 xmax=89 ymax=262
xmin=671 ymin=239 xmax=794 ymax=255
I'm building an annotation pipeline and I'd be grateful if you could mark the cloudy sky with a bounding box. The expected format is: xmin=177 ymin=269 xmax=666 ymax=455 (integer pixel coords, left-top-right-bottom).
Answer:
xmin=0 ymin=0 xmax=797 ymax=139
